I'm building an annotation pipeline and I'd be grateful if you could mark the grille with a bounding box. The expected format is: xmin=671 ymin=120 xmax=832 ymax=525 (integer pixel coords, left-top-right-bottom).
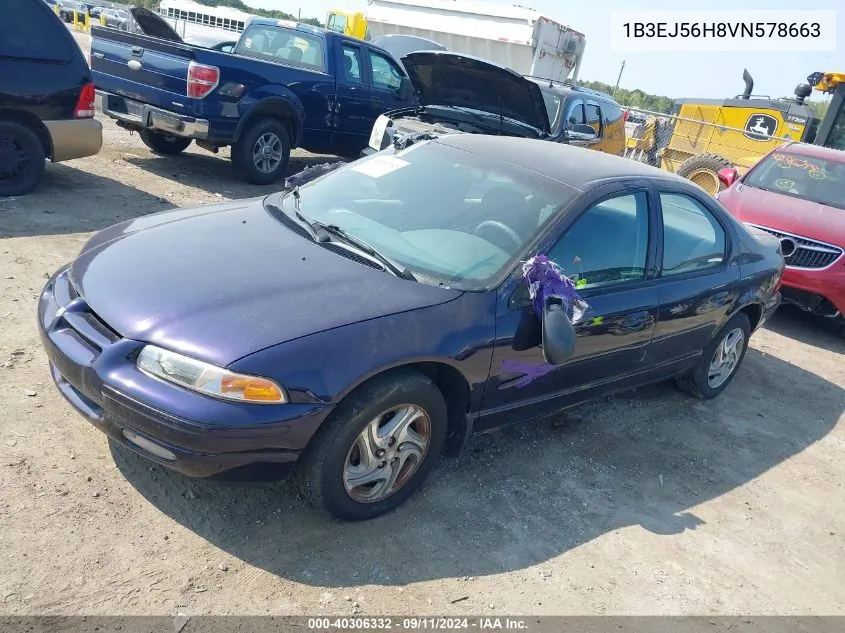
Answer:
xmin=746 ymin=224 xmax=843 ymax=270
xmin=53 ymin=269 xmax=121 ymax=353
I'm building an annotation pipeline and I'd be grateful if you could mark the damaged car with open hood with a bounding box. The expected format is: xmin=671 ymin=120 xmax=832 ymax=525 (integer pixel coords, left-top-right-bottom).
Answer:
xmin=364 ymin=50 xmax=627 ymax=155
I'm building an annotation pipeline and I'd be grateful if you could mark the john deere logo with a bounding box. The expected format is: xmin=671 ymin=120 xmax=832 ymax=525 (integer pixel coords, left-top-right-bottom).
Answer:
xmin=744 ymin=113 xmax=778 ymax=141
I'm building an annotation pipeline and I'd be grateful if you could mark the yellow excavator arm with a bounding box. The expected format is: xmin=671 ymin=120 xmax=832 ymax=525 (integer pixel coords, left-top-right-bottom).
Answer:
xmin=808 ymin=71 xmax=845 ymax=149
xmin=810 ymin=72 xmax=845 ymax=94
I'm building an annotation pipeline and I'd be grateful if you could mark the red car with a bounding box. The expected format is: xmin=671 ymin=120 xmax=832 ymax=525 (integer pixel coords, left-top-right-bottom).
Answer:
xmin=716 ymin=142 xmax=845 ymax=329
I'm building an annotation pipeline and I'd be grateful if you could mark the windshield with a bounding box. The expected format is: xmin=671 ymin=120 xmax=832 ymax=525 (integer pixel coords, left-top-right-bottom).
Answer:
xmin=540 ymin=88 xmax=562 ymax=133
xmin=284 ymin=142 xmax=578 ymax=290
xmin=743 ymin=150 xmax=845 ymax=210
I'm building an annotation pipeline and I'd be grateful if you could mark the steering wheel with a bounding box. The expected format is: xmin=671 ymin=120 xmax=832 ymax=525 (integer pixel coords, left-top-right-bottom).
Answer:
xmin=474 ymin=220 xmax=523 ymax=251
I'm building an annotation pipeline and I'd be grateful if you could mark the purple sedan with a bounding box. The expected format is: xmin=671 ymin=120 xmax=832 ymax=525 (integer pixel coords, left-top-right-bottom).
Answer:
xmin=37 ymin=135 xmax=783 ymax=521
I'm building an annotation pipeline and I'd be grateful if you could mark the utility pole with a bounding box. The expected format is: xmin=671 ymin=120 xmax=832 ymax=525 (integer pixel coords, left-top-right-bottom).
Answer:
xmin=614 ymin=60 xmax=626 ymax=96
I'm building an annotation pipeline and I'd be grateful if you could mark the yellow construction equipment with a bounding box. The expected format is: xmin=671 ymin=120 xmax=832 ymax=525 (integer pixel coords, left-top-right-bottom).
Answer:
xmin=325 ymin=9 xmax=367 ymax=39
xmin=808 ymin=71 xmax=845 ymax=150
xmin=626 ymin=69 xmax=819 ymax=194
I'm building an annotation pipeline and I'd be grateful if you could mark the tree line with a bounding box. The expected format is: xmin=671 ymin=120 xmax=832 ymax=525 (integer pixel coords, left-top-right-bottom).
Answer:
xmin=577 ymin=78 xmax=830 ymax=119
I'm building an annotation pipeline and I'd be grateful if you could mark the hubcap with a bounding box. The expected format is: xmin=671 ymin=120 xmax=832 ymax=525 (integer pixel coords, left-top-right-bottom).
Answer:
xmin=252 ymin=132 xmax=283 ymax=174
xmin=0 ymin=132 xmax=29 ymax=182
xmin=343 ymin=404 xmax=431 ymax=504
xmin=687 ymin=168 xmax=721 ymax=195
xmin=707 ymin=327 xmax=745 ymax=388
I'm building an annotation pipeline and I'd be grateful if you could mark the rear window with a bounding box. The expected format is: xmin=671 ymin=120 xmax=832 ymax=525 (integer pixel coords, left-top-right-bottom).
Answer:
xmin=235 ymin=24 xmax=325 ymax=72
xmin=0 ymin=0 xmax=74 ymax=62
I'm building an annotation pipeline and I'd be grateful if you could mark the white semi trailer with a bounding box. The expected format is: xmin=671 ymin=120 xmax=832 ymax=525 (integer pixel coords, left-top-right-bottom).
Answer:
xmin=362 ymin=0 xmax=586 ymax=82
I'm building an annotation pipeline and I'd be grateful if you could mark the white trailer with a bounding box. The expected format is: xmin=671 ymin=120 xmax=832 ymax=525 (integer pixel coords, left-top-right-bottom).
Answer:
xmin=364 ymin=0 xmax=586 ymax=83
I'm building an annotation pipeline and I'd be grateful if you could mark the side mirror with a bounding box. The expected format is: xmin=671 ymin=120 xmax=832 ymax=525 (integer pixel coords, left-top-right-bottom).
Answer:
xmin=397 ymin=76 xmax=415 ymax=101
xmin=718 ymin=167 xmax=739 ymax=188
xmin=566 ymin=123 xmax=598 ymax=145
xmin=541 ymin=296 xmax=577 ymax=365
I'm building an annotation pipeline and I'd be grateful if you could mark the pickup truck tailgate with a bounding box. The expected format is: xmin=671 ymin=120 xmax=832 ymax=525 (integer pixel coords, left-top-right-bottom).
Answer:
xmin=91 ymin=26 xmax=197 ymax=117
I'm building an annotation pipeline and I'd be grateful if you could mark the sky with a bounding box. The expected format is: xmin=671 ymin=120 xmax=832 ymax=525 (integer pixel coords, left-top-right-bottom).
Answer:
xmin=242 ymin=0 xmax=842 ymax=104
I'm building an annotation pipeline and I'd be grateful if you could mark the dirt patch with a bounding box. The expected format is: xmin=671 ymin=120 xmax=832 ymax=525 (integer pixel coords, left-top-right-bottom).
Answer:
xmin=0 ymin=114 xmax=843 ymax=616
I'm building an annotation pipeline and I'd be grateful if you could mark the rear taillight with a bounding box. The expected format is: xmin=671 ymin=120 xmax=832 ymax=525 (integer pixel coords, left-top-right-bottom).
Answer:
xmin=74 ymin=82 xmax=96 ymax=118
xmin=187 ymin=61 xmax=220 ymax=99
xmin=623 ymin=110 xmax=629 ymax=122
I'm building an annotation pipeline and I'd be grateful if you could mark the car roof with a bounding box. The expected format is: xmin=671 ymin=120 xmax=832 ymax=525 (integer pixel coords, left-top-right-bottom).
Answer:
xmin=527 ymin=78 xmax=617 ymax=103
xmin=433 ymin=135 xmax=691 ymax=190
xmin=778 ymin=142 xmax=845 ymax=163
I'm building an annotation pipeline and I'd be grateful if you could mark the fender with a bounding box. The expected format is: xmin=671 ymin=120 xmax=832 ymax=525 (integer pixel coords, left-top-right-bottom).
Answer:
xmin=234 ymin=91 xmax=306 ymax=147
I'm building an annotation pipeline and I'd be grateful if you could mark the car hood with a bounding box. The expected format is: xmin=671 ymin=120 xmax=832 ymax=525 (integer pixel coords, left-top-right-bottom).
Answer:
xmin=401 ymin=51 xmax=550 ymax=134
xmin=721 ymin=182 xmax=845 ymax=246
xmin=69 ymin=197 xmax=462 ymax=367
xmin=130 ymin=7 xmax=183 ymax=41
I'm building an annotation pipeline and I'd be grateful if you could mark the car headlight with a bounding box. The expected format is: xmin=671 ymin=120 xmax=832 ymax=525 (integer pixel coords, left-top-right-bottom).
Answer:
xmin=136 ymin=345 xmax=287 ymax=404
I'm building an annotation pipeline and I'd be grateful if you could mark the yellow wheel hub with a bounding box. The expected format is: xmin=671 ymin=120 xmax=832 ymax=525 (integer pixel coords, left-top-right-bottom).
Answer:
xmin=687 ymin=168 xmax=721 ymax=195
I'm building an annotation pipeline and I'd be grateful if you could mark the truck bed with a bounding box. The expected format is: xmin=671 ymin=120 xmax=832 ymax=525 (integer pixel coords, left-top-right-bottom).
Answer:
xmin=90 ymin=25 xmax=329 ymax=144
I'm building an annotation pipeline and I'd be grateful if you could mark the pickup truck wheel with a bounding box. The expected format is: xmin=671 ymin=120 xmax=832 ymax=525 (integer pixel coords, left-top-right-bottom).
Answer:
xmin=297 ymin=369 xmax=447 ymax=521
xmin=139 ymin=130 xmax=192 ymax=155
xmin=675 ymin=312 xmax=751 ymax=399
xmin=231 ymin=117 xmax=291 ymax=185
xmin=0 ymin=121 xmax=45 ymax=197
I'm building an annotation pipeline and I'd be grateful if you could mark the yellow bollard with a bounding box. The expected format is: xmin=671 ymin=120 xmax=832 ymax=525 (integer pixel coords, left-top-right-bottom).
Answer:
xmin=100 ymin=14 xmax=106 ymax=26
xmin=73 ymin=10 xmax=91 ymax=32
xmin=53 ymin=4 xmax=59 ymax=17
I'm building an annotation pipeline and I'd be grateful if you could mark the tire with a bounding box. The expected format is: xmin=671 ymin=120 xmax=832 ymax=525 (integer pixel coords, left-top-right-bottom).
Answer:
xmin=298 ymin=369 xmax=448 ymax=521
xmin=0 ymin=121 xmax=45 ymax=197
xmin=139 ymin=129 xmax=192 ymax=155
xmin=231 ymin=117 xmax=291 ymax=185
xmin=676 ymin=153 xmax=733 ymax=195
xmin=675 ymin=312 xmax=751 ymax=400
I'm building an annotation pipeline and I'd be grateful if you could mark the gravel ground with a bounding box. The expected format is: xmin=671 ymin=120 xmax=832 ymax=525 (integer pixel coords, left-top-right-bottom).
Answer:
xmin=0 ymin=30 xmax=843 ymax=617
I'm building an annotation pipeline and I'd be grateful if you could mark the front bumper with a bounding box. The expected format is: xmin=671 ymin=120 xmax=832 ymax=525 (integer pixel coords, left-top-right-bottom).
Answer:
xmin=95 ymin=90 xmax=209 ymax=139
xmin=38 ymin=267 xmax=332 ymax=477
xmin=781 ymin=266 xmax=845 ymax=317
xmin=43 ymin=118 xmax=103 ymax=162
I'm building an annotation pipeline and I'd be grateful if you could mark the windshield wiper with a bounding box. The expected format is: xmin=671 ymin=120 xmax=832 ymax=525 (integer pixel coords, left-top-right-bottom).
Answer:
xmin=312 ymin=221 xmax=417 ymax=281
xmin=281 ymin=188 xmax=415 ymax=280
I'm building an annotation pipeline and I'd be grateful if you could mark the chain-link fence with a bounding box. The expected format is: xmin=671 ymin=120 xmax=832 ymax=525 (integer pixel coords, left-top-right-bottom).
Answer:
xmin=619 ymin=105 xmax=805 ymax=193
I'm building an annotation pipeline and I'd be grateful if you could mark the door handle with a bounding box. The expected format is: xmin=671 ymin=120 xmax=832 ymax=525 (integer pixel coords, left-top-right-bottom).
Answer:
xmin=370 ymin=96 xmax=382 ymax=105
xmin=131 ymin=46 xmax=144 ymax=57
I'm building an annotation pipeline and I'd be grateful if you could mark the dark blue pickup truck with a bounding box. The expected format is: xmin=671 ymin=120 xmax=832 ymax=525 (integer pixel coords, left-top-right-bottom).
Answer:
xmin=90 ymin=9 xmax=416 ymax=183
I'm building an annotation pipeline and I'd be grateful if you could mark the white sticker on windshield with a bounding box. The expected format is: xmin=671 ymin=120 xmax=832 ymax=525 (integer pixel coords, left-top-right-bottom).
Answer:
xmin=350 ymin=156 xmax=409 ymax=178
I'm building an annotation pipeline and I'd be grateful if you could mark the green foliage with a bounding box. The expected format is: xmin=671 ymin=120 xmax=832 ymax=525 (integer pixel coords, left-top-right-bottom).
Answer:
xmin=139 ymin=0 xmax=324 ymax=27
xmin=804 ymin=99 xmax=830 ymax=121
xmin=577 ymin=79 xmax=675 ymax=113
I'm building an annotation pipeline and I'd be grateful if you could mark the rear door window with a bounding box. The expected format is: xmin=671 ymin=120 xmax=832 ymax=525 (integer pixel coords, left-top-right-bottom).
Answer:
xmin=341 ymin=43 xmax=363 ymax=83
xmin=659 ymin=192 xmax=727 ymax=276
xmin=0 ymin=0 xmax=74 ymax=62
